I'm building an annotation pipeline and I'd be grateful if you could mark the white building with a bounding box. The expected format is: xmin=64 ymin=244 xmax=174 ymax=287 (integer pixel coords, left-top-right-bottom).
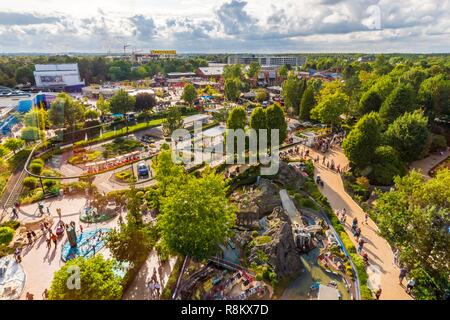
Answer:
xmin=227 ymin=55 xmax=306 ymax=67
xmin=34 ymin=64 xmax=85 ymax=91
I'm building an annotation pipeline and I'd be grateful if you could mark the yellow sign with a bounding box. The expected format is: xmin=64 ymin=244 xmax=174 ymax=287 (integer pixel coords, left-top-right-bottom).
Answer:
xmin=151 ymin=50 xmax=177 ymax=55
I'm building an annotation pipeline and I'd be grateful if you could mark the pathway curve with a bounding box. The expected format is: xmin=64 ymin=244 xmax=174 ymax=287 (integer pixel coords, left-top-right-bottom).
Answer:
xmin=409 ymin=148 xmax=449 ymax=179
xmin=301 ymin=146 xmax=412 ymax=300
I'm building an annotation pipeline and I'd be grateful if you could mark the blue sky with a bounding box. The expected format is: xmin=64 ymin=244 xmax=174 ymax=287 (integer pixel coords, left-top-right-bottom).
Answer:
xmin=0 ymin=0 xmax=449 ymax=53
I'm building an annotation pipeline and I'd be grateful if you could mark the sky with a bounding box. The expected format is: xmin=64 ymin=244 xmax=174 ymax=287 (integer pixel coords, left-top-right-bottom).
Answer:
xmin=0 ymin=0 xmax=449 ymax=53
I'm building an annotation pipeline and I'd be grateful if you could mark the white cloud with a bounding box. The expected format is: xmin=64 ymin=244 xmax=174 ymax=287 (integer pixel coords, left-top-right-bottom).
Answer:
xmin=0 ymin=0 xmax=449 ymax=53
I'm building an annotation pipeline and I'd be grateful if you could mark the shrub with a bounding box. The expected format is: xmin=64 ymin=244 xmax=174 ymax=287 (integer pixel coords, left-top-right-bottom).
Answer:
xmin=23 ymin=177 xmax=38 ymax=189
xmin=356 ymin=176 xmax=370 ymax=189
xmin=1 ymin=220 xmax=20 ymax=230
xmin=31 ymin=158 xmax=44 ymax=166
xmin=29 ymin=162 xmax=43 ymax=175
xmin=0 ymin=226 xmax=15 ymax=245
xmin=43 ymin=179 xmax=57 ymax=188
xmin=430 ymin=134 xmax=447 ymax=152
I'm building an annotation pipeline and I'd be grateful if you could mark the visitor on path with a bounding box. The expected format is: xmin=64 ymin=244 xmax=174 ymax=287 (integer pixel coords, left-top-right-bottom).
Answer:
xmin=40 ymin=222 xmax=46 ymax=236
xmin=354 ymin=227 xmax=361 ymax=240
xmin=79 ymin=224 xmax=83 ymax=234
xmin=42 ymin=289 xmax=49 ymax=300
xmin=362 ymin=251 xmax=369 ymax=265
xmin=25 ymin=292 xmax=34 ymax=300
xmin=11 ymin=207 xmax=18 ymax=219
xmin=30 ymin=229 xmax=37 ymax=240
xmin=57 ymin=208 xmax=62 ymax=220
xmin=38 ymin=201 xmax=44 ymax=216
xmin=357 ymin=238 xmax=365 ymax=253
xmin=26 ymin=231 xmax=33 ymax=245
xmin=375 ymin=287 xmax=382 ymax=300
xmin=322 ymin=156 xmax=326 ymax=165
xmin=364 ymin=213 xmax=369 ymax=225
xmin=14 ymin=248 xmax=22 ymax=263
xmin=406 ymin=278 xmax=415 ymax=294
xmin=351 ymin=217 xmax=358 ymax=232
xmin=46 ymin=206 xmax=51 ymax=216
xmin=51 ymin=233 xmax=57 ymax=247
xmin=46 ymin=235 xmax=51 ymax=249
xmin=393 ymin=248 xmax=399 ymax=266
xmin=399 ymin=268 xmax=408 ymax=284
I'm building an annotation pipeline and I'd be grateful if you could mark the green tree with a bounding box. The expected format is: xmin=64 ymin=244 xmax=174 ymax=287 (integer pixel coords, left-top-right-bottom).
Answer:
xmin=385 ymin=110 xmax=429 ymax=162
xmin=96 ymin=94 xmax=110 ymax=115
xmin=247 ymin=62 xmax=261 ymax=87
xmin=84 ymin=109 xmax=100 ymax=120
xmin=379 ymin=84 xmax=416 ymax=124
xmin=224 ymin=78 xmax=241 ymax=101
xmin=255 ymin=89 xmax=269 ymax=103
xmin=311 ymin=91 xmax=349 ymax=128
xmin=134 ymin=92 xmax=156 ymax=112
xmin=158 ymin=171 xmax=236 ymax=259
xmin=21 ymin=126 xmax=42 ymax=141
xmin=418 ymin=74 xmax=450 ymax=117
xmin=369 ymin=145 xmax=405 ymax=185
xmin=358 ymin=90 xmax=382 ymax=116
xmin=48 ymin=255 xmax=123 ymax=300
xmin=3 ymin=138 xmax=24 ymax=154
xmin=373 ymin=169 xmax=450 ymax=299
xmin=152 ymin=147 xmax=187 ymax=198
xmin=282 ymin=76 xmax=306 ymax=115
xmin=278 ymin=65 xmax=289 ymax=79
xmin=299 ymin=86 xmax=315 ymax=120
xmin=161 ymin=106 xmax=184 ymax=136
xmin=226 ymin=106 xmax=247 ymax=130
xmin=343 ymin=112 xmax=382 ymax=169
xmin=266 ymin=103 xmax=288 ymax=146
xmin=223 ymin=64 xmax=242 ymax=80
xmin=181 ymin=83 xmax=197 ymax=107
xmin=48 ymin=93 xmax=85 ymax=129
xmin=250 ymin=106 xmax=267 ymax=144
xmin=109 ymin=89 xmax=136 ymax=115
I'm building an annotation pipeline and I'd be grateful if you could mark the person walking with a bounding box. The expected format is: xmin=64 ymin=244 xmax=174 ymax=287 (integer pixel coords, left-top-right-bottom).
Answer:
xmin=11 ymin=207 xmax=19 ymax=219
xmin=357 ymin=238 xmax=365 ymax=253
xmin=406 ymin=278 xmax=415 ymax=294
xmin=399 ymin=268 xmax=408 ymax=285
xmin=364 ymin=212 xmax=369 ymax=225
xmin=46 ymin=235 xmax=52 ymax=249
xmin=42 ymin=289 xmax=49 ymax=300
xmin=56 ymin=208 xmax=62 ymax=220
xmin=51 ymin=233 xmax=57 ymax=248
xmin=375 ymin=287 xmax=382 ymax=300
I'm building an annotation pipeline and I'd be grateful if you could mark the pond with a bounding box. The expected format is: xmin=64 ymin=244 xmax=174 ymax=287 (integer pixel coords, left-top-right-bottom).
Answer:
xmin=280 ymin=248 xmax=351 ymax=300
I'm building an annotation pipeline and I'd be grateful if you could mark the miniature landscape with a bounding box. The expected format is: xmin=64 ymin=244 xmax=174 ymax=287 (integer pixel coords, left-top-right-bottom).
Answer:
xmin=0 ymin=1 xmax=449 ymax=303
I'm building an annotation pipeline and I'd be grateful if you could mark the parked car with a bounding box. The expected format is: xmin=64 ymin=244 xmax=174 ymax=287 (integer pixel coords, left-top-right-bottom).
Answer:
xmin=137 ymin=162 xmax=149 ymax=178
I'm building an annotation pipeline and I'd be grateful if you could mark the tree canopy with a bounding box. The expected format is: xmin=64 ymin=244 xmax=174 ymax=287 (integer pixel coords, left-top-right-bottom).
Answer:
xmin=48 ymin=255 xmax=123 ymax=300
xmin=310 ymin=90 xmax=349 ymax=127
xmin=157 ymin=170 xmax=236 ymax=259
xmin=379 ymin=83 xmax=416 ymax=124
xmin=181 ymin=83 xmax=197 ymax=107
xmin=109 ymin=89 xmax=136 ymax=115
xmin=226 ymin=106 xmax=247 ymax=130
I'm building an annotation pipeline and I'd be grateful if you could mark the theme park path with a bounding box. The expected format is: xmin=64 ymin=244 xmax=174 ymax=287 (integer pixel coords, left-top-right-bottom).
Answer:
xmin=14 ymin=196 xmax=120 ymax=300
xmin=123 ymin=253 xmax=177 ymax=300
xmin=302 ymin=146 xmax=412 ymax=300
xmin=409 ymin=148 xmax=449 ymax=179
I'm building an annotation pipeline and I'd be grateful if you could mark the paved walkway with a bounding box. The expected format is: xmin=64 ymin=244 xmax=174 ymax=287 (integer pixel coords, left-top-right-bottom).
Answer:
xmin=299 ymin=145 xmax=412 ymax=300
xmin=123 ymin=253 xmax=177 ymax=300
xmin=12 ymin=195 xmax=120 ymax=300
xmin=409 ymin=148 xmax=449 ymax=179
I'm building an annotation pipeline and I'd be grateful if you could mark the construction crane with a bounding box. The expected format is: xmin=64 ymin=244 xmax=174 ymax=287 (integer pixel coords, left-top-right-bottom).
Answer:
xmin=123 ymin=44 xmax=130 ymax=56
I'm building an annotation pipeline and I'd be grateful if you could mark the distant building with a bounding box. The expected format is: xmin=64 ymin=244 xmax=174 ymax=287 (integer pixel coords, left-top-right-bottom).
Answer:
xmin=357 ymin=55 xmax=375 ymax=63
xmin=33 ymin=64 xmax=85 ymax=92
xmin=150 ymin=50 xmax=177 ymax=59
xmin=196 ymin=66 xmax=224 ymax=80
xmin=227 ymin=55 xmax=306 ymax=67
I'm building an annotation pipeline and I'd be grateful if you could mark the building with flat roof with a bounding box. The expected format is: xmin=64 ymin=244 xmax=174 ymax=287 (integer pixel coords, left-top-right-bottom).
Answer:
xmin=227 ymin=55 xmax=306 ymax=67
xmin=33 ymin=64 xmax=85 ymax=92
xmin=196 ymin=66 xmax=224 ymax=80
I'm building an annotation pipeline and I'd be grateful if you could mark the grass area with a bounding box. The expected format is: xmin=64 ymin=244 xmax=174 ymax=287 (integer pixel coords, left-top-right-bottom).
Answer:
xmin=74 ymin=118 xmax=166 ymax=148
xmin=114 ymin=169 xmax=136 ymax=183
xmin=103 ymin=137 xmax=143 ymax=157
xmin=68 ymin=150 xmax=102 ymax=165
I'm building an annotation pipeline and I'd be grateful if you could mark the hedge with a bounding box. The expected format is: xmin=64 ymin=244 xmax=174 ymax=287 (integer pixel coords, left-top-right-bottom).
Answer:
xmin=0 ymin=226 xmax=15 ymax=245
